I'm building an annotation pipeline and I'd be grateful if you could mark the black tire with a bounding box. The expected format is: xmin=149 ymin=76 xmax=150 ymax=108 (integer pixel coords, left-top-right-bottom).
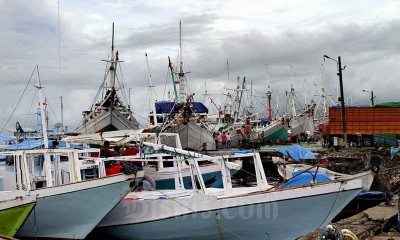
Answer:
xmin=363 ymin=138 xmax=372 ymax=147
xmin=371 ymin=163 xmax=379 ymax=173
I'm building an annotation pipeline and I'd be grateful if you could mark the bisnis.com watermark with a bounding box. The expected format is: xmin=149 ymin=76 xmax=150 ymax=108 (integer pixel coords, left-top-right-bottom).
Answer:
xmin=119 ymin=200 xmax=279 ymax=221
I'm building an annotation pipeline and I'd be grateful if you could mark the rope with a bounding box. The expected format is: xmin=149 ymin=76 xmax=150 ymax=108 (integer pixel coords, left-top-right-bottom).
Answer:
xmin=132 ymin=148 xmax=245 ymax=239
xmin=42 ymin=92 xmax=60 ymax=124
xmin=317 ymin=181 xmax=344 ymax=229
xmin=0 ymin=66 xmax=37 ymax=134
xmin=73 ymin=60 xmax=109 ymax=131
xmin=33 ymin=206 xmax=38 ymax=240
xmin=148 ymin=186 xmax=246 ymax=240
xmin=24 ymin=90 xmax=37 ymax=128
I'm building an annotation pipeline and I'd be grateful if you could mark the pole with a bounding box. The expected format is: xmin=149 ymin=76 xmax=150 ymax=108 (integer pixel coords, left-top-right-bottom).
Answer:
xmin=337 ymin=56 xmax=348 ymax=147
xmin=371 ymin=91 xmax=374 ymax=106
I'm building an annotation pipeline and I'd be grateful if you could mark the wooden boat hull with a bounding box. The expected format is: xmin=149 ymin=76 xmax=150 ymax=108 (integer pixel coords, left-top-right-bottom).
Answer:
xmin=96 ymin=179 xmax=362 ymax=240
xmin=0 ymin=193 xmax=36 ymax=237
xmin=164 ymin=122 xmax=216 ymax=150
xmin=259 ymin=120 xmax=289 ymax=142
xmin=75 ymin=109 xmax=139 ymax=134
xmin=16 ymin=174 xmax=140 ymax=239
xmin=289 ymin=114 xmax=315 ymax=137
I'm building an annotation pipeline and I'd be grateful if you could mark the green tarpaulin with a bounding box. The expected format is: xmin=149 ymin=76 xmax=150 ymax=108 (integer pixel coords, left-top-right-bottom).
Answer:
xmin=374 ymin=102 xmax=400 ymax=107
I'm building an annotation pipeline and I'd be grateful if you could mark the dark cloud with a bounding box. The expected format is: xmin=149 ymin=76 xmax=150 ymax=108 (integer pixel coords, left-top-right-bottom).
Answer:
xmin=1 ymin=1 xmax=399 ymax=132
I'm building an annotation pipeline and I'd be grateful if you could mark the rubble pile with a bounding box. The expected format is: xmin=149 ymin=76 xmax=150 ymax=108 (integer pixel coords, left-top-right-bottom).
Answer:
xmin=300 ymin=201 xmax=400 ymax=240
xmin=323 ymin=149 xmax=372 ymax=174
xmin=376 ymin=155 xmax=400 ymax=193
xmin=323 ymin=147 xmax=400 ymax=193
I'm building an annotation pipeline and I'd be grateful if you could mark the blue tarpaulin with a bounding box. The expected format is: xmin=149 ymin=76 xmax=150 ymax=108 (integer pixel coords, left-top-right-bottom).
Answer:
xmin=280 ymin=171 xmax=331 ymax=188
xmin=155 ymin=101 xmax=179 ymax=113
xmin=277 ymin=144 xmax=317 ymax=162
xmin=155 ymin=101 xmax=209 ymax=114
xmin=191 ymin=102 xmax=209 ymax=113
xmin=0 ymin=135 xmax=15 ymax=143
xmin=217 ymin=150 xmax=253 ymax=155
xmin=391 ymin=147 xmax=400 ymax=160
xmin=357 ymin=191 xmax=384 ymax=197
xmin=2 ymin=139 xmax=83 ymax=150
xmin=2 ymin=139 xmax=46 ymax=150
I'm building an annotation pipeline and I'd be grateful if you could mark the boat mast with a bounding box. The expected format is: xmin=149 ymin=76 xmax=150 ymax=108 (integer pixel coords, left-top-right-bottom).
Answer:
xmin=109 ymin=23 xmax=117 ymax=88
xmin=265 ymin=65 xmax=273 ymax=120
xmin=202 ymin=81 xmax=209 ymax=103
xmin=102 ymin=23 xmax=122 ymax=90
xmin=168 ymin=56 xmax=179 ymax=102
xmin=266 ymin=87 xmax=272 ymax=121
xmin=146 ymin=53 xmax=157 ymax=126
xmin=286 ymin=85 xmax=297 ymax=117
xmin=35 ymin=66 xmax=54 ymax=186
xmin=178 ymin=20 xmax=186 ymax=103
xmin=233 ymin=77 xmax=240 ymax=121
xmin=236 ymin=76 xmax=246 ymax=122
xmin=35 ymin=67 xmax=49 ymax=149
xmin=224 ymin=59 xmax=231 ymax=117
xmin=58 ymin=0 xmax=64 ymax=134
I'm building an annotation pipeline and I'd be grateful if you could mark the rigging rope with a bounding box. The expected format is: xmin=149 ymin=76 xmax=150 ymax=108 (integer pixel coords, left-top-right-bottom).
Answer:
xmin=0 ymin=66 xmax=37 ymax=135
xmin=138 ymin=150 xmax=247 ymax=240
xmin=24 ymin=90 xmax=38 ymax=128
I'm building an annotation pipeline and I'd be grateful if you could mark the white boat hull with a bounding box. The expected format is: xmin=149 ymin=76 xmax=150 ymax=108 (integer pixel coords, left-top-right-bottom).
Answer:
xmin=0 ymin=191 xmax=36 ymax=211
xmin=17 ymin=174 xmax=139 ymax=239
xmin=145 ymin=162 xmax=239 ymax=189
xmin=97 ymin=179 xmax=362 ymax=240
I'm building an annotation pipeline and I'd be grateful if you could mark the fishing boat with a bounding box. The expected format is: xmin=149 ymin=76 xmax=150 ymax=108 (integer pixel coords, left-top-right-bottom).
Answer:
xmin=250 ymin=75 xmax=290 ymax=143
xmin=0 ymin=191 xmax=36 ymax=238
xmin=3 ymin=147 xmax=142 ymax=240
xmin=151 ymin=100 xmax=215 ymax=151
xmin=256 ymin=117 xmax=289 ymax=142
xmin=63 ymin=130 xmax=241 ymax=189
xmin=74 ymin=23 xmax=139 ymax=134
xmin=0 ymin=76 xmax=143 ymax=239
xmin=95 ymin=144 xmax=363 ymax=240
xmin=144 ymin=159 xmax=239 ymax=189
xmin=285 ymin=86 xmax=316 ymax=138
xmin=273 ymin=144 xmax=374 ymax=191
xmin=130 ymin=141 xmax=241 ymax=189
xmin=148 ymin=21 xmax=215 ymax=151
xmin=220 ymin=76 xmax=289 ymax=146
xmin=276 ymin=161 xmax=374 ymax=192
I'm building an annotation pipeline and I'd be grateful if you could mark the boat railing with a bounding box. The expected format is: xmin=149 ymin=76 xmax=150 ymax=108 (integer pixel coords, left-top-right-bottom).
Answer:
xmin=99 ymin=142 xmax=269 ymax=195
xmin=0 ymin=147 xmax=136 ymax=191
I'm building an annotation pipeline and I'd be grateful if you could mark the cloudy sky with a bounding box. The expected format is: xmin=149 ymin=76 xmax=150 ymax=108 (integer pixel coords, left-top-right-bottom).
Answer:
xmin=1 ymin=0 xmax=399 ymax=133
